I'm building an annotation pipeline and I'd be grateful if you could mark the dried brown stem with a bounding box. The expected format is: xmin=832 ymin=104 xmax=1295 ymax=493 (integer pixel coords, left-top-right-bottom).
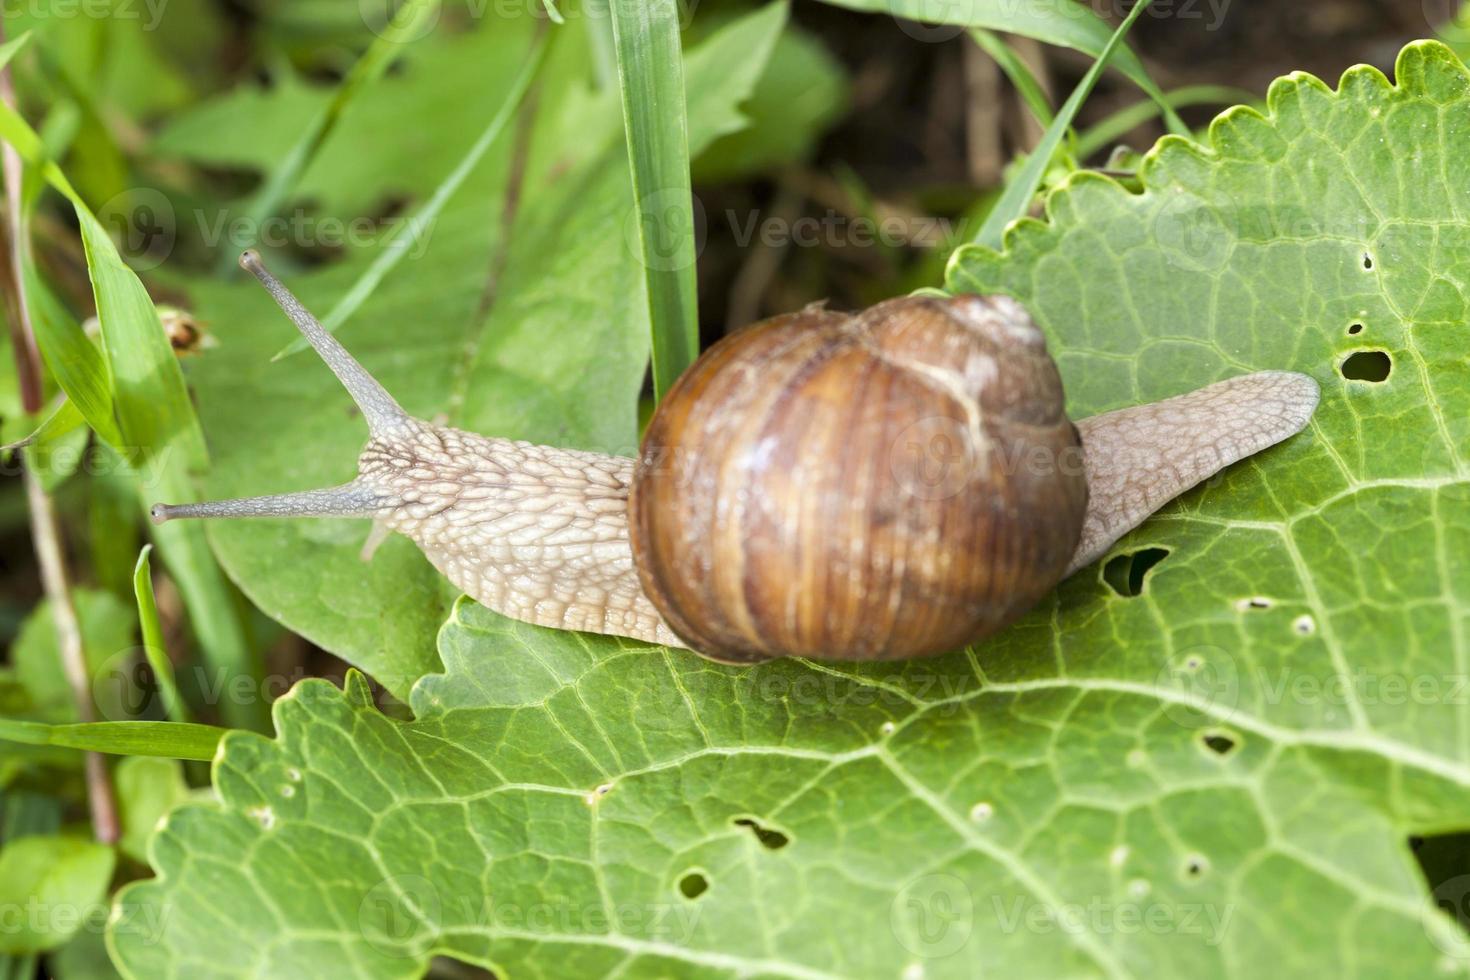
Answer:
xmin=725 ymin=183 xmax=804 ymax=328
xmin=962 ymin=38 xmax=1003 ymax=187
xmin=23 ymin=466 xmax=121 ymax=844
xmin=0 ymin=20 xmax=43 ymax=414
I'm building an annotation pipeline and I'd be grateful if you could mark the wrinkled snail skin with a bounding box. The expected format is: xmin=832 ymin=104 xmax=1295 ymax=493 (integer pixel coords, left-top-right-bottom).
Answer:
xmin=359 ymin=423 xmax=687 ymax=649
xmin=1066 ymin=370 xmax=1320 ymax=577
xmin=151 ymin=251 xmax=1321 ymax=664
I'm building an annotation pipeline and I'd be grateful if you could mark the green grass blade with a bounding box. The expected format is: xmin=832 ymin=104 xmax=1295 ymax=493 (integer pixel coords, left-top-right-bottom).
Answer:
xmin=0 ymin=95 xmax=209 ymax=466
xmin=0 ymin=395 xmax=84 ymax=453
xmin=0 ymin=29 xmax=31 ymax=72
xmin=821 ymin=0 xmax=1187 ymax=135
xmin=970 ymin=29 xmax=1054 ymax=128
xmin=213 ymin=0 xmax=442 ymax=274
xmin=273 ymin=30 xmax=549 ymax=360
xmin=963 ymin=0 xmax=1157 ymax=252
xmin=19 ymin=261 xmax=121 ymax=446
xmin=586 ymin=10 xmax=617 ymax=90
xmin=133 ymin=545 xmax=189 ymax=724
xmin=0 ymin=719 xmax=226 ymax=761
xmin=609 ymin=0 xmax=700 ymax=400
xmin=0 ymin=103 xmax=122 ymax=446
xmin=146 ymin=510 xmax=265 ymax=732
xmin=0 ymin=101 xmax=267 ymax=732
xmin=1075 ymin=84 xmax=1259 ymax=159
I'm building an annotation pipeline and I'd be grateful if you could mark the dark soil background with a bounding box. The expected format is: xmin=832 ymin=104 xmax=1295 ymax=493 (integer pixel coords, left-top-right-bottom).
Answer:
xmin=694 ymin=0 xmax=1440 ymax=335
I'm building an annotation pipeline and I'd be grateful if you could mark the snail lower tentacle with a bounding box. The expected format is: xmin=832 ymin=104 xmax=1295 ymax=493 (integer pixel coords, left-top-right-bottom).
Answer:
xmin=152 ymin=252 xmax=1319 ymax=663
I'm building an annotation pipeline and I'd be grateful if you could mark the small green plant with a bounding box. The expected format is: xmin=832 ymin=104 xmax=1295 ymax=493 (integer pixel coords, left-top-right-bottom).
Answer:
xmin=0 ymin=2 xmax=1467 ymax=978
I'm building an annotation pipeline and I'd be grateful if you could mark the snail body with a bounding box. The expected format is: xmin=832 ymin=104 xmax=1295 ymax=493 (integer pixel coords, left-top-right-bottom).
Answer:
xmin=152 ymin=252 xmax=1320 ymax=664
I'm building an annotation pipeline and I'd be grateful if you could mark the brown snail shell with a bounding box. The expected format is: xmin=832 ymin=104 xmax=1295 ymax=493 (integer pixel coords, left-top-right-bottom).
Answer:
xmin=629 ymin=295 xmax=1088 ymax=663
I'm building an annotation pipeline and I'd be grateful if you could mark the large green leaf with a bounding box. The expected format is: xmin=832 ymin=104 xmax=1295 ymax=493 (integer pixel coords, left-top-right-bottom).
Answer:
xmin=610 ymin=0 xmax=701 ymax=398
xmin=113 ymin=757 xmax=191 ymax=866
xmin=690 ymin=22 xmax=846 ymax=184
xmin=10 ymin=590 xmax=134 ymax=724
xmin=150 ymin=17 xmax=521 ymax=229
xmin=174 ymin=8 xmax=787 ymax=697
xmin=219 ymin=0 xmax=442 ymax=271
xmin=110 ymin=42 xmax=1470 ymax=978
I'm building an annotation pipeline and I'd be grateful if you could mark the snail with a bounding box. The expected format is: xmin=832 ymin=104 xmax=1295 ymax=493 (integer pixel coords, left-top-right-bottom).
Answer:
xmin=151 ymin=251 xmax=1320 ymax=664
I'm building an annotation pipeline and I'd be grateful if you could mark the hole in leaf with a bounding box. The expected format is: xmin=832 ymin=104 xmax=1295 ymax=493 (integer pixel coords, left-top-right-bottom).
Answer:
xmin=1363 ymin=252 xmax=1374 ymax=270
xmin=1347 ymin=322 xmax=1364 ymax=335
xmin=1182 ymin=854 xmax=1209 ymax=879
xmin=1411 ymin=830 xmax=1470 ymax=932
xmin=733 ymin=817 xmax=790 ymax=850
xmin=1293 ymin=615 xmax=1316 ymax=636
xmin=1102 ymin=548 xmax=1170 ymax=597
xmin=1341 ymin=350 xmax=1392 ymax=383
xmin=1199 ymin=729 xmax=1239 ymax=757
xmin=678 ymin=872 xmax=708 ymax=899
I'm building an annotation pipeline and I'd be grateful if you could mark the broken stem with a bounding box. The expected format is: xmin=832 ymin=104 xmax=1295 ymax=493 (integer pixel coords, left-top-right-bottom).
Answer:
xmin=23 ymin=464 xmax=121 ymax=844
